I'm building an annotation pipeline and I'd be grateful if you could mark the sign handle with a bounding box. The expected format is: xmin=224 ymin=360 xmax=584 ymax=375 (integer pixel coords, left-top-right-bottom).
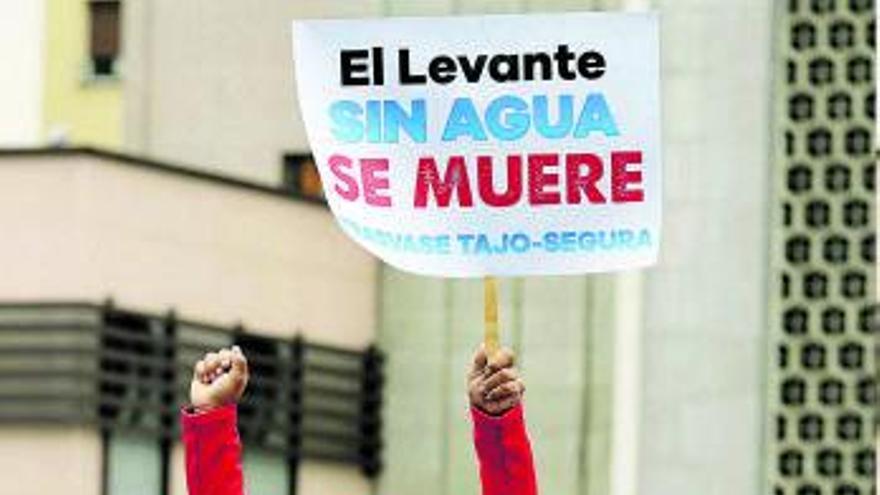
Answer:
xmin=483 ymin=276 xmax=500 ymax=360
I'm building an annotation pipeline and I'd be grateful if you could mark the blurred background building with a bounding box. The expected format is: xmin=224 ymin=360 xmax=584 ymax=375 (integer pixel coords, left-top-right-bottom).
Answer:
xmin=0 ymin=1 xmax=875 ymax=495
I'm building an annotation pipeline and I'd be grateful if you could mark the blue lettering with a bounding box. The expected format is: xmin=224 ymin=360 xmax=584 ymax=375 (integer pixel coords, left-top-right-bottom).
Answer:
xmin=442 ymin=98 xmax=488 ymax=141
xmin=383 ymin=100 xmax=426 ymax=143
xmin=486 ymin=96 xmax=530 ymax=141
xmin=573 ymin=93 xmax=619 ymax=138
xmin=329 ymin=100 xmax=364 ymax=142
xmin=534 ymin=95 xmax=573 ymax=139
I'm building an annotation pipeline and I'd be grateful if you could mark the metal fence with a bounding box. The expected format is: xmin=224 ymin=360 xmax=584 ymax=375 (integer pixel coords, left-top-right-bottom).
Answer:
xmin=0 ymin=301 xmax=384 ymax=477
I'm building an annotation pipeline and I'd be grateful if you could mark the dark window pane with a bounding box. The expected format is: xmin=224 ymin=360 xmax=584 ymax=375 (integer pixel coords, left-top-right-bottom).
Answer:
xmin=90 ymin=1 xmax=121 ymax=76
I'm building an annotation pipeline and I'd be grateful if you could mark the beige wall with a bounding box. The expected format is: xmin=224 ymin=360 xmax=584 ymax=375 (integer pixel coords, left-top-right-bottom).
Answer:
xmin=0 ymin=152 xmax=376 ymax=347
xmin=0 ymin=427 xmax=102 ymax=495
xmin=637 ymin=0 xmax=774 ymax=493
xmin=123 ymin=0 xmax=385 ymax=185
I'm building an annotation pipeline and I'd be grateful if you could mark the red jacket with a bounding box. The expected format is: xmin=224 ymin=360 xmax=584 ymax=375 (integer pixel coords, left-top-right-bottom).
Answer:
xmin=182 ymin=403 xmax=538 ymax=495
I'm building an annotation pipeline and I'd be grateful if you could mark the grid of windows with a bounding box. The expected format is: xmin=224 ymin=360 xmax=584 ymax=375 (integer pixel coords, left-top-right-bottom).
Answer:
xmin=768 ymin=1 xmax=876 ymax=494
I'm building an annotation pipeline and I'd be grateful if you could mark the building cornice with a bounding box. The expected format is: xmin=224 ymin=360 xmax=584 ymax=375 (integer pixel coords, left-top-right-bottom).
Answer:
xmin=0 ymin=146 xmax=327 ymax=208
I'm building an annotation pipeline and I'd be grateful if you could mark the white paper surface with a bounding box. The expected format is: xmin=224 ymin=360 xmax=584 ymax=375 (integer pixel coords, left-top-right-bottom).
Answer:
xmin=292 ymin=12 xmax=661 ymax=277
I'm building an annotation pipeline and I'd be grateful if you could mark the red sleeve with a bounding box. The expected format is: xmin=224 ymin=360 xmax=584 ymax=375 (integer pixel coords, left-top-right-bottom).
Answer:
xmin=181 ymin=404 xmax=246 ymax=495
xmin=471 ymin=403 xmax=538 ymax=495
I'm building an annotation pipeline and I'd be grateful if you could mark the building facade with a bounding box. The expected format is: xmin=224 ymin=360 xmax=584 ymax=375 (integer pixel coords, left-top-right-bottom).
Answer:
xmin=0 ymin=0 xmax=123 ymax=148
xmin=766 ymin=1 xmax=876 ymax=493
xmin=0 ymin=148 xmax=379 ymax=495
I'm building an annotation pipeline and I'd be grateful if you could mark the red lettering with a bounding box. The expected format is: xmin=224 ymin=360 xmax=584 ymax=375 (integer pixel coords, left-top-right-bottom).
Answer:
xmin=360 ymin=158 xmax=392 ymax=207
xmin=413 ymin=150 xmax=646 ymax=208
xmin=477 ymin=155 xmax=522 ymax=207
xmin=611 ymin=151 xmax=644 ymax=203
xmin=527 ymin=153 xmax=560 ymax=205
xmin=414 ymin=156 xmax=474 ymax=208
xmin=328 ymin=154 xmax=359 ymax=201
xmin=565 ymin=153 xmax=606 ymax=204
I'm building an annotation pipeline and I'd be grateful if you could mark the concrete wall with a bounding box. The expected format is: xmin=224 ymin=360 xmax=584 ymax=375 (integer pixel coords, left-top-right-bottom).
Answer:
xmin=0 ymin=152 xmax=376 ymax=348
xmin=0 ymin=427 xmax=102 ymax=495
xmin=378 ymin=272 xmax=619 ymax=495
xmin=0 ymin=0 xmax=44 ymax=146
xmin=123 ymin=0 xmax=385 ymax=185
xmin=636 ymin=0 xmax=773 ymax=493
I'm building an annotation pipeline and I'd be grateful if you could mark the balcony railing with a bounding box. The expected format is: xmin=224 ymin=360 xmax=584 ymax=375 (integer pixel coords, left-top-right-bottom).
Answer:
xmin=0 ymin=300 xmax=384 ymax=477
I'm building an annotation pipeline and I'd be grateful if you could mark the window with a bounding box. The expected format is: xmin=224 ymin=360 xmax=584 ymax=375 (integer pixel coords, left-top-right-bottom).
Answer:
xmin=234 ymin=333 xmax=282 ymax=445
xmin=98 ymin=308 xmax=170 ymax=495
xmin=282 ymin=154 xmax=325 ymax=200
xmin=89 ymin=0 xmax=122 ymax=76
xmin=243 ymin=449 xmax=289 ymax=495
xmin=105 ymin=432 xmax=163 ymax=495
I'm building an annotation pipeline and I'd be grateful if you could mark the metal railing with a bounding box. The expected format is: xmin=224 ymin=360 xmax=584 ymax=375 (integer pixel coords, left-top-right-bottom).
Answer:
xmin=0 ymin=300 xmax=384 ymax=477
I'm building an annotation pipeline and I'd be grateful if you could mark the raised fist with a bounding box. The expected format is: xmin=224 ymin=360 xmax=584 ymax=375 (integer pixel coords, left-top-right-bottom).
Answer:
xmin=467 ymin=345 xmax=525 ymax=416
xmin=189 ymin=346 xmax=249 ymax=411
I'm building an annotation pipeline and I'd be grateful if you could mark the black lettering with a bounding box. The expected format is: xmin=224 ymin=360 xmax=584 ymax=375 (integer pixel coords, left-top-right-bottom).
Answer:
xmin=428 ymin=55 xmax=457 ymax=84
xmin=383 ymin=46 xmax=606 ymax=85
xmin=488 ymin=54 xmax=520 ymax=82
xmin=553 ymin=44 xmax=577 ymax=80
xmin=398 ymin=49 xmax=427 ymax=85
xmin=458 ymin=54 xmax=487 ymax=83
xmin=372 ymin=46 xmax=384 ymax=85
xmin=340 ymin=49 xmax=370 ymax=86
xmin=523 ymin=52 xmax=552 ymax=80
xmin=577 ymin=51 xmax=606 ymax=80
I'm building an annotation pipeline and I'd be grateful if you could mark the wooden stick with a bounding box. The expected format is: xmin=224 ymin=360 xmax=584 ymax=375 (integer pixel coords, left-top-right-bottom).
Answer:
xmin=484 ymin=276 xmax=500 ymax=360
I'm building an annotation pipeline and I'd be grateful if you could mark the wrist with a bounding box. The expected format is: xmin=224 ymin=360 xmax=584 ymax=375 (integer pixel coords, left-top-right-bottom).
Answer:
xmin=470 ymin=401 xmax=514 ymax=417
xmin=181 ymin=402 xmax=238 ymax=430
xmin=471 ymin=402 xmax=525 ymax=429
xmin=188 ymin=402 xmax=227 ymax=414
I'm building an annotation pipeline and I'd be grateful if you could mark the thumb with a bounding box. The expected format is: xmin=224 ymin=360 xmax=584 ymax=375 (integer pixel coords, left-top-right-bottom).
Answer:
xmin=230 ymin=346 xmax=248 ymax=376
xmin=470 ymin=344 xmax=488 ymax=375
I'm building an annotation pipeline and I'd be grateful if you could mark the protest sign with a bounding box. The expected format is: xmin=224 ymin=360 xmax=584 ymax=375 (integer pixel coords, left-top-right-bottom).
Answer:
xmin=292 ymin=12 xmax=661 ymax=277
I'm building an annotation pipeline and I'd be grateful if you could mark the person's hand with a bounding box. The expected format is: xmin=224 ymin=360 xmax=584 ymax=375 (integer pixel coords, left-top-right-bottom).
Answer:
xmin=189 ymin=346 xmax=249 ymax=411
xmin=467 ymin=345 xmax=525 ymax=416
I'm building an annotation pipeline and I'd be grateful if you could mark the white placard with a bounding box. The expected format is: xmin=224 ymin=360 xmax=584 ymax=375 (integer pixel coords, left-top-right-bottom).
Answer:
xmin=292 ymin=12 xmax=661 ymax=277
